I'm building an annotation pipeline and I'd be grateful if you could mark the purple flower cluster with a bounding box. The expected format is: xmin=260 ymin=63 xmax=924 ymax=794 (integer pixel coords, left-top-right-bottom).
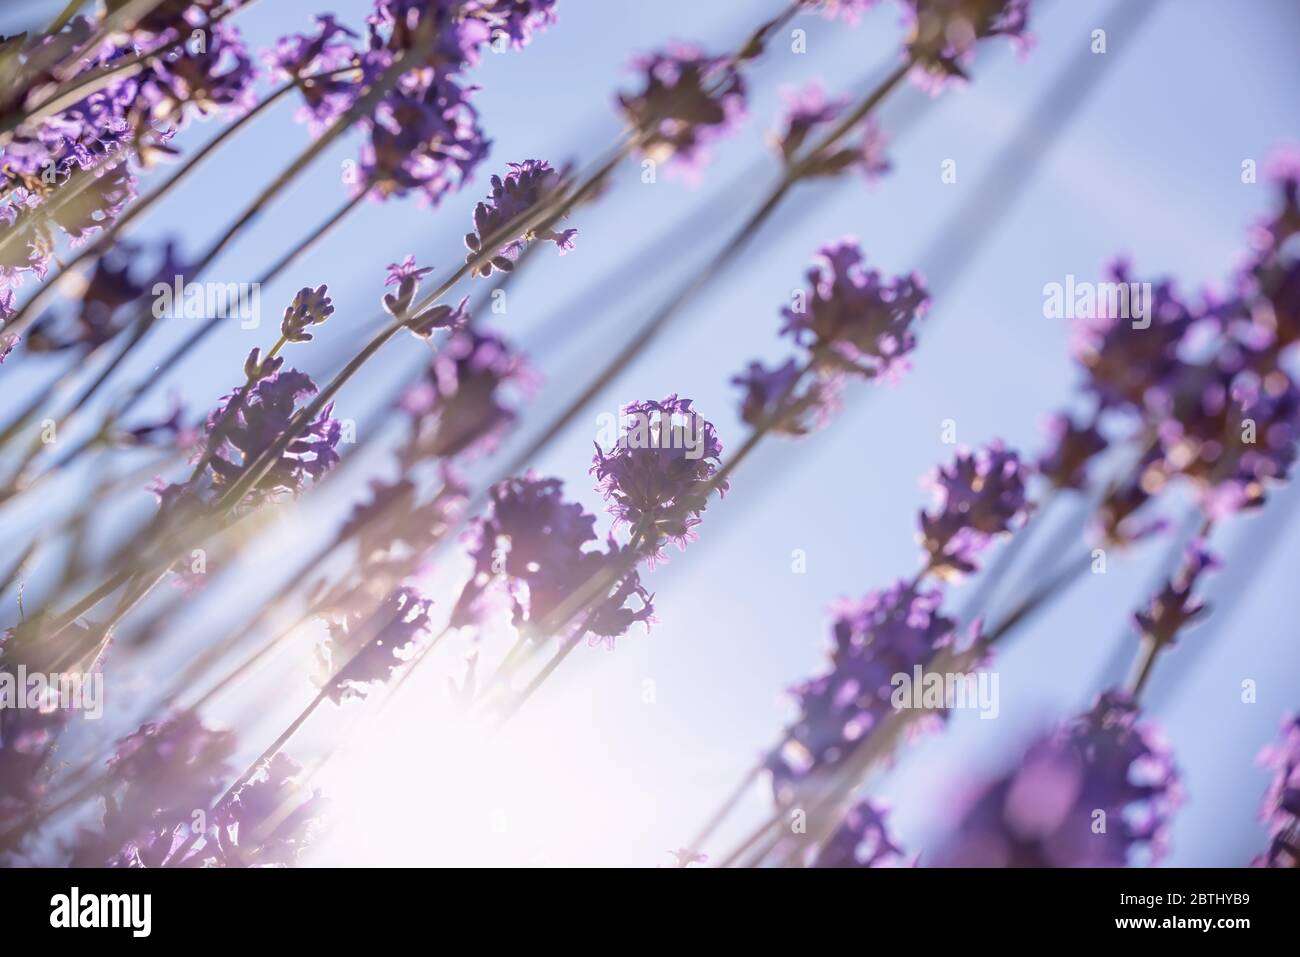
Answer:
xmin=1036 ymin=413 xmax=1107 ymax=491
xmin=938 ymin=692 xmax=1180 ymax=867
xmin=617 ymin=43 xmax=747 ymax=177
xmin=212 ymin=753 xmax=324 ymax=867
xmin=591 ymin=395 xmax=727 ymax=560
xmin=770 ymin=83 xmax=890 ymax=182
xmin=731 ymin=357 xmax=841 ymax=437
xmin=399 ymin=328 xmax=532 ymax=462
xmin=782 ymin=240 xmax=930 ymax=379
xmin=263 ymin=15 xmax=365 ymax=134
xmin=464 ymin=160 xmax=576 ymax=276
xmin=766 ymin=583 xmax=962 ymax=800
xmin=280 ymin=284 xmax=335 ymax=344
xmin=919 ymin=442 xmax=1031 ymax=578
xmin=902 ymin=0 xmax=1034 ymax=94
xmin=451 ymin=475 xmax=653 ymax=644
xmin=382 ymin=254 xmax=469 ymax=336
xmin=813 ymin=798 xmax=909 ymax=867
xmin=319 ymin=586 xmax=432 ymax=702
xmin=1253 ymin=712 xmax=1300 ymax=868
xmin=198 ymin=366 xmax=342 ymax=504
xmin=1132 ymin=541 xmax=1218 ymax=650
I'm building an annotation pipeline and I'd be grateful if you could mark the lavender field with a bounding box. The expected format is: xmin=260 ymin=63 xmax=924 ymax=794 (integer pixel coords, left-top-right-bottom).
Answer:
xmin=1 ymin=0 xmax=1298 ymax=876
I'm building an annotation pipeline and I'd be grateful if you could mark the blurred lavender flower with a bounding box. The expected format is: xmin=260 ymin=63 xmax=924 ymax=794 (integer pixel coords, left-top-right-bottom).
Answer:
xmin=1132 ymin=540 xmax=1218 ymax=651
xmin=450 ymin=475 xmax=653 ymax=644
xmin=937 ymin=691 xmax=1180 ymax=867
xmin=617 ymin=43 xmax=746 ymax=177
xmin=812 ymin=798 xmax=909 ymax=867
xmin=918 ymin=442 xmax=1031 ymax=578
xmin=264 ymin=15 xmax=365 ymax=134
xmin=211 ymin=753 xmax=325 ymax=867
xmin=781 ymin=240 xmax=929 ymax=380
xmin=767 ymin=583 xmax=963 ymax=800
xmin=463 ymin=160 xmax=576 ymax=277
xmin=731 ymin=358 xmax=841 ymax=437
xmin=319 ymin=586 xmax=432 ymax=703
xmin=770 ymin=83 xmax=890 ymax=182
xmin=809 ymin=0 xmax=883 ymax=25
xmin=1253 ymin=712 xmax=1300 ymax=868
xmin=399 ymin=328 xmax=532 ymax=462
xmin=902 ymin=0 xmax=1034 ymax=95
xmin=591 ymin=395 xmax=727 ymax=560
xmin=73 ymin=712 xmax=236 ymax=867
xmin=1037 ymin=413 xmax=1107 ymax=491
xmin=280 ymin=284 xmax=334 ymax=344
xmin=466 ymin=0 xmax=560 ymax=50
xmin=199 ymin=368 xmax=342 ymax=504
xmin=358 ymin=69 xmax=488 ymax=204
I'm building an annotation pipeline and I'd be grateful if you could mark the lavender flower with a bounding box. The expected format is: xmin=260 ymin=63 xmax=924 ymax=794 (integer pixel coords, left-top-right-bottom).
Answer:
xmin=318 ymin=586 xmax=432 ymax=703
xmin=358 ymin=70 xmax=488 ymax=204
xmin=463 ymin=160 xmax=576 ymax=277
xmin=813 ymin=798 xmax=908 ymax=867
xmin=382 ymin=254 xmax=469 ymax=336
xmin=450 ymin=475 xmax=653 ymax=644
xmin=731 ymin=358 xmax=841 ymax=437
xmin=212 ymin=753 xmax=325 ymax=867
xmin=781 ymin=240 xmax=929 ymax=380
xmin=1253 ymin=713 xmax=1300 ymax=868
xmin=201 ymin=368 xmax=342 ymax=504
xmin=809 ymin=0 xmax=883 ymax=25
xmin=937 ymin=691 xmax=1180 ymax=867
xmin=902 ymin=0 xmax=1034 ymax=94
xmin=770 ymin=83 xmax=890 ymax=182
xmin=264 ymin=15 xmax=364 ymax=134
xmin=617 ymin=44 xmax=747 ymax=177
xmin=1132 ymin=541 xmax=1218 ymax=651
xmin=399 ymin=328 xmax=531 ymax=462
xmin=1037 ymin=413 xmax=1107 ymax=491
xmin=280 ymin=284 xmax=334 ymax=344
xmin=919 ymin=442 xmax=1031 ymax=578
xmin=73 ymin=712 xmax=237 ymax=867
xmin=591 ymin=395 xmax=727 ymax=559
xmin=766 ymin=583 xmax=962 ymax=800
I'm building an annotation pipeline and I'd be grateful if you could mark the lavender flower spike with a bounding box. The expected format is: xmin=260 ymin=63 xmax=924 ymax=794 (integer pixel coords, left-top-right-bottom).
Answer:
xmin=280 ymin=285 xmax=334 ymax=343
xmin=383 ymin=255 xmax=469 ymax=336
xmin=919 ymin=441 xmax=1032 ymax=578
xmin=813 ymin=798 xmax=909 ymax=868
xmin=591 ymin=395 xmax=727 ymax=560
xmin=937 ymin=691 xmax=1180 ymax=867
xmin=464 ymin=160 xmax=576 ymax=277
xmin=1253 ymin=712 xmax=1300 ymax=868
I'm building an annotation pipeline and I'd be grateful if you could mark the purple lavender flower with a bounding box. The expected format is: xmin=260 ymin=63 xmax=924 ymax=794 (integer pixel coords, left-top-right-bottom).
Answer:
xmin=731 ymin=358 xmax=841 ymax=437
xmin=201 ymin=368 xmax=342 ymax=504
xmin=1253 ymin=713 xmax=1300 ymax=868
xmin=466 ymin=0 xmax=559 ymax=50
xmin=137 ymin=21 xmax=259 ymax=124
xmin=591 ymin=395 xmax=727 ymax=560
xmin=280 ymin=284 xmax=334 ymax=344
xmin=264 ymin=15 xmax=364 ymax=134
xmin=1037 ymin=413 xmax=1107 ymax=491
xmin=617 ymin=43 xmax=747 ymax=177
xmin=937 ymin=691 xmax=1180 ymax=867
xmin=766 ymin=583 xmax=962 ymax=800
xmin=810 ymin=0 xmax=883 ymax=25
xmin=358 ymin=70 xmax=488 ymax=205
xmin=463 ymin=160 xmax=576 ymax=277
xmin=781 ymin=240 xmax=929 ymax=380
xmin=367 ymin=0 xmax=493 ymax=69
xmin=902 ymin=0 xmax=1034 ymax=95
xmin=73 ymin=712 xmax=237 ymax=868
xmin=450 ymin=475 xmax=653 ymax=644
xmin=770 ymin=83 xmax=890 ymax=182
xmin=381 ymin=254 xmax=469 ymax=335
xmin=212 ymin=752 xmax=325 ymax=867
xmin=319 ymin=586 xmax=432 ymax=703
xmin=813 ymin=798 xmax=909 ymax=867
xmin=1132 ymin=540 xmax=1218 ymax=651
xmin=918 ymin=442 xmax=1031 ymax=578
xmin=398 ymin=328 xmax=531 ymax=462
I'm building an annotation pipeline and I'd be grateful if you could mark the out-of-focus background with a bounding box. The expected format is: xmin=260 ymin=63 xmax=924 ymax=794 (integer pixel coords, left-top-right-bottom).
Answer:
xmin=4 ymin=0 xmax=1298 ymax=866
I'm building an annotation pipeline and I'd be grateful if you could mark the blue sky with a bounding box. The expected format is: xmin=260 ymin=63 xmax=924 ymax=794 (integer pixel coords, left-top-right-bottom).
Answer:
xmin=4 ymin=0 xmax=1299 ymax=866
